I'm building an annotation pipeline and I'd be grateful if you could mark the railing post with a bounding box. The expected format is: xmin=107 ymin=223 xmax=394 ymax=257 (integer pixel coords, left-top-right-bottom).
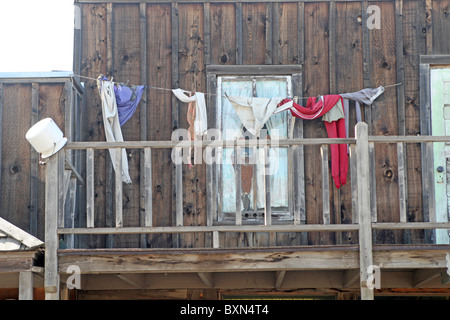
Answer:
xmin=263 ymin=145 xmax=272 ymax=226
xmin=115 ymin=148 xmax=123 ymax=228
xmin=320 ymin=144 xmax=330 ymax=225
xmin=45 ymin=150 xmax=62 ymax=300
xmin=144 ymin=147 xmax=153 ymax=228
xmin=86 ymin=148 xmax=94 ymax=228
xmin=235 ymin=145 xmax=242 ymax=226
xmin=355 ymin=122 xmax=374 ymax=300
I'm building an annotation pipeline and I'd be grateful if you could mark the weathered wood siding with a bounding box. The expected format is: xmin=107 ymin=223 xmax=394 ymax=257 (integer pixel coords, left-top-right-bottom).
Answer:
xmin=0 ymin=76 xmax=83 ymax=241
xmin=75 ymin=0 xmax=450 ymax=248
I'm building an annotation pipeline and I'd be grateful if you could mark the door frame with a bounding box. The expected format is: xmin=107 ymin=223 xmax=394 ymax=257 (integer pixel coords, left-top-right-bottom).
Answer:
xmin=420 ymin=55 xmax=450 ymax=243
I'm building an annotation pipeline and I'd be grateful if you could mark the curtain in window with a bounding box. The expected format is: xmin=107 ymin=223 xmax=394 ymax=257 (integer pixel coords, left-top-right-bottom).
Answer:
xmin=256 ymin=80 xmax=288 ymax=210
xmin=220 ymin=78 xmax=289 ymax=213
xmin=221 ymin=80 xmax=252 ymax=213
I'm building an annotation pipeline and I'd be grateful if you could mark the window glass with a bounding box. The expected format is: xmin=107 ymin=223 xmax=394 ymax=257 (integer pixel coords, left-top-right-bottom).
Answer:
xmin=218 ymin=76 xmax=290 ymax=217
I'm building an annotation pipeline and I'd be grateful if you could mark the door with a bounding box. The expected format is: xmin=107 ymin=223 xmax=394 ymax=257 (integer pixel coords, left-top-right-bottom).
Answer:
xmin=430 ymin=67 xmax=450 ymax=244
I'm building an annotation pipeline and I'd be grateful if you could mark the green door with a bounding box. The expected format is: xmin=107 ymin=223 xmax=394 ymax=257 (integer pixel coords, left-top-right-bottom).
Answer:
xmin=430 ymin=68 xmax=450 ymax=244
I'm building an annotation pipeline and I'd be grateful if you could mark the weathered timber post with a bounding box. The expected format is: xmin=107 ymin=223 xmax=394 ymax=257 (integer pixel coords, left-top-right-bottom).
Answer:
xmin=45 ymin=149 xmax=63 ymax=300
xmin=355 ymin=122 xmax=374 ymax=300
xmin=18 ymin=271 xmax=33 ymax=300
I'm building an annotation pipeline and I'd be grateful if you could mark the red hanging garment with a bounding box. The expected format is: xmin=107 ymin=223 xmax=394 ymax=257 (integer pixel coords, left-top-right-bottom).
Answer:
xmin=278 ymin=95 xmax=348 ymax=189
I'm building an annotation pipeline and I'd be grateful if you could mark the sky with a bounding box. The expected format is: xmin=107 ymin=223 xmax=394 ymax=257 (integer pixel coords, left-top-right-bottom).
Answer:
xmin=0 ymin=0 xmax=74 ymax=73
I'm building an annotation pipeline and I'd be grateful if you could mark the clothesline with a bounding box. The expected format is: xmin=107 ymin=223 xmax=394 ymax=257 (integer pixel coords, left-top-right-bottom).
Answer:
xmin=72 ymin=73 xmax=402 ymax=101
xmin=74 ymin=73 xmax=225 ymax=97
xmin=92 ymin=73 xmax=396 ymax=188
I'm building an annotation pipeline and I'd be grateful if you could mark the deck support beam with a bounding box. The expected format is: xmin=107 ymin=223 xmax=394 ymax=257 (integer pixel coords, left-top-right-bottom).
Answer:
xmin=19 ymin=271 xmax=34 ymax=300
xmin=45 ymin=150 xmax=63 ymax=300
xmin=355 ymin=123 xmax=374 ymax=300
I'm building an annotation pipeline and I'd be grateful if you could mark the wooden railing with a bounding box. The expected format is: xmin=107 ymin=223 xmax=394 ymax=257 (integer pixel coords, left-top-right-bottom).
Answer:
xmin=49 ymin=134 xmax=359 ymax=246
xmin=43 ymin=122 xmax=450 ymax=299
xmin=45 ymin=122 xmax=450 ymax=244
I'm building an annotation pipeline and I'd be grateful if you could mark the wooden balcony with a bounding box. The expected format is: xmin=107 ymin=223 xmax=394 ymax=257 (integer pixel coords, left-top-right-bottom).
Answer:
xmin=43 ymin=123 xmax=450 ymax=299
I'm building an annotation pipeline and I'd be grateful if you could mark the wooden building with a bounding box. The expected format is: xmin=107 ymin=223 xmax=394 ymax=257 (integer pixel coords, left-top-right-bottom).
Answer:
xmin=0 ymin=72 xmax=83 ymax=299
xmin=0 ymin=216 xmax=44 ymax=300
xmin=3 ymin=0 xmax=450 ymax=300
xmin=0 ymin=72 xmax=84 ymax=241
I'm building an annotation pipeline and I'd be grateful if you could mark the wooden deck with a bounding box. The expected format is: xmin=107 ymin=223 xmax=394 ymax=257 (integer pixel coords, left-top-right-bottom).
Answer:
xmin=56 ymin=245 xmax=450 ymax=298
xmin=43 ymin=123 xmax=450 ymax=299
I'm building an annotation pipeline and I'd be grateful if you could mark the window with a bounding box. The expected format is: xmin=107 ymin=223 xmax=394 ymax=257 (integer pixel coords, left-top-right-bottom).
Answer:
xmin=206 ymin=65 xmax=302 ymax=224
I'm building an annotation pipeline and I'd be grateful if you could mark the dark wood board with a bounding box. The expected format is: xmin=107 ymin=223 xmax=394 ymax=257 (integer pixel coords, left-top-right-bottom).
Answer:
xmin=146 ymin=3 xmax=174 ymax=248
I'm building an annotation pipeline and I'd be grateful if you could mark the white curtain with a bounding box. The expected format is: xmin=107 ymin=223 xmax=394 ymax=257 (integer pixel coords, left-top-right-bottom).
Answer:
xmin=221 ymin=78 xmax=289 ymax=213
xmin=255 ymin=80 xmax=288 ymax=210
xmin=221 ymin=80 xmax=252 ymax=213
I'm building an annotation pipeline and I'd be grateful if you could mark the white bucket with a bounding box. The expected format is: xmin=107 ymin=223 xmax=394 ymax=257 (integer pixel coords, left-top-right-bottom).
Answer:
xmin=25 ymin=118 xmax=67 ymax=158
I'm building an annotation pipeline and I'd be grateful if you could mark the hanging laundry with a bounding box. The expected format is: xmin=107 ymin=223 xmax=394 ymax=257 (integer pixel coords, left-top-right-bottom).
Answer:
xmin=340 ymin=86 xmax=385 ymax=140
xmin=97 ymin=76 xmax=132 ymax=184
xmin=323 ymin=108 xmax=348 ymax=189
xmin=172 ymin=89 xmax=207 ymax=167
xmin=278 ymin=95 xmax=341 ymax=120
xmin=342 ymin=99 xmax=362 ymax=143
xmin=186 ymin=93 xmax=196 ymax=141
xmin=340 ymin=86 xmax=385 ymax=105
xmin=98 ymin=75 xmax=145 ymax=126
xmin=172 ymin=89 xmax=208 ymax=137
xmin=115 ymin=83 xmax=145 ymax=126
xmin=322 ymin=98 xmax=345 ymax=123
xmin=278 ymin=95 xmax=348 ymax=189
xmin=225 ymin=94 xmax=291 ymax=136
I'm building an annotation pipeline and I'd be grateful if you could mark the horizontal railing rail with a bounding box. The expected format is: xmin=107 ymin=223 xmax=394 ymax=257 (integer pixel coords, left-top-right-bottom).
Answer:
xmin=65 ymin=137 xmax=357 ymax=149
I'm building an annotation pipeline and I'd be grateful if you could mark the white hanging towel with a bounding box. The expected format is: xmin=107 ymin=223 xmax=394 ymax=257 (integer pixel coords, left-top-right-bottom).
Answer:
xmin=172 ymin=89 xmax=208 ymax=136
xmin=98 ymin=77 xmax=132 ymax=184
xmin=225 ymin=95 xmax=288 ymax=136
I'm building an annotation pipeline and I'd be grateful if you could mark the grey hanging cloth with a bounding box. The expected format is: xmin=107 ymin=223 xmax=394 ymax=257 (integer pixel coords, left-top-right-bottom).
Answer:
xmin=340 ymin=86 xmax=385 ymax=140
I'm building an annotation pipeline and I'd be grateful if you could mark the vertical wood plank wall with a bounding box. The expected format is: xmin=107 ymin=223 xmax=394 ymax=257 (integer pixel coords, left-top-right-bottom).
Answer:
xmin=1 ymin=84 xmax=33 ymax=234
xmin=74 ymin=0 xmax=450 ymax=248
xmin=0 ymin=79 xmax=82 ymax=241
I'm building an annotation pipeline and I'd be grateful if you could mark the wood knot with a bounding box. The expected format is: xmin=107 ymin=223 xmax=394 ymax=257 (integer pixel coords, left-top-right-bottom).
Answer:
xmin=357 ymin=15 xmax=363 ymax=24
xmin=220 ymin=54 xmax=228 ymax=64
xmin=384 ymin=169 xmax=394 ymax=179
xmin=380 ymin=61 xmax=390 ymax=70
xmin=352 ymin=40 xmax=360 ymax=48
xmin=10 ymin=165 xmax=20 ymax=174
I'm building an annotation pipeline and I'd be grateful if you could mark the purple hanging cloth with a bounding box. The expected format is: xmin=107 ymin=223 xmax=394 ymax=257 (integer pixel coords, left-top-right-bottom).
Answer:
xmin=115 ymin=83 xmax=145 ymax=126
xmin=99 ymin=75 xmax=145 ymax=126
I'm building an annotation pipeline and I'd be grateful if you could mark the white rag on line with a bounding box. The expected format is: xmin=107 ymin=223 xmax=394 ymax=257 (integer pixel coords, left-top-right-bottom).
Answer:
xmin=225 ymin=95 xmax=292 ymax=136
xmin=172 ymin=89 xmax=208 ymax=137
xmin=98 ymin=78 xmax=132 ymax=184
